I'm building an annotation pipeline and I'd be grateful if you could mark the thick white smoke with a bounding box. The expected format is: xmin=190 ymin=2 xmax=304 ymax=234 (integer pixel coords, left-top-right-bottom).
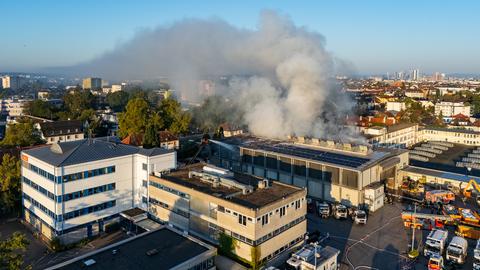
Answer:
xmin=75 ymin=10 xmax=361 ymax=141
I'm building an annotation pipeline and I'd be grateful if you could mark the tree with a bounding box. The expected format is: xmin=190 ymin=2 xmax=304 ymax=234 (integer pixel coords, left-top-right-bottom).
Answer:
xmin=0 ymin=232 xmax=29 ymax=270
xmin=143 ymin=123 xmax=160 ymax=149
xmin=0 ymin=120 xmax=43 ymax=147
xmin=158 ymin=98 xmax=191 ymax=135
xmin=24 ymin=100 xmax=55 ymax=119
xmin=0 ymin=154 xmax=21 ymax=213
xmin=117 ymin=98 xmax=150 ymax=138
xmin=61 ymin=90 xmax=95 ymax=119
xmin=106 ymin=91 xmax=129 ymax=112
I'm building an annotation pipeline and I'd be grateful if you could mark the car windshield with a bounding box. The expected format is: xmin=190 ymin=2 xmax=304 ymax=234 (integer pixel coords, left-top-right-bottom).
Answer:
xmin=357 ymin=213 xmax=366 ymax=218
xmin=426 ymin=243 xmax=440 ymax=253
xmin=338 ymin=207 xmax=346 ymax=213
xmin=448 ymin=247 xmax=462 ymax=256
xmin=429 ymin=259 xmax=439 ymax=266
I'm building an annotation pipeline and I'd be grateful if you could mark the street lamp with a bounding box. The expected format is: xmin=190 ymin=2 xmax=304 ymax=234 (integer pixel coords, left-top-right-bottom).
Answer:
xmin=408 ymin=203 xmax=419 ymax=259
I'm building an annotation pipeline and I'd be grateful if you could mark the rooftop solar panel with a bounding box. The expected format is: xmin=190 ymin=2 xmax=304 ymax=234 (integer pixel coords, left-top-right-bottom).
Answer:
xmin=245 ymin=143 xmax=371 ymax=168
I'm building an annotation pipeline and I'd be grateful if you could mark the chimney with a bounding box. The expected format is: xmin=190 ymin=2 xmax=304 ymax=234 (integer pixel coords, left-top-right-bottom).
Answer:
xmin=257 ymin=179 xmax=269 ymax=189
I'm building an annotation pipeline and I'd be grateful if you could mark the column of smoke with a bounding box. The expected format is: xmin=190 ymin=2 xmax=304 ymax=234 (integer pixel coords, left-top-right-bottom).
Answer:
xmin=74 ymin=10 xmax=363 ymax=143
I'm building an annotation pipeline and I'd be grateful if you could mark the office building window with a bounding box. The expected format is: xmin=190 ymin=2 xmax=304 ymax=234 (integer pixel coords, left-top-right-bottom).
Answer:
xmin=142 ymin=196 xmax=147 ymax=204
xmin=142 ymin=163 xmax=148 ymax=171
xmin=142 ymin=180 xmax=148 ymax=187
xmin=279 ymin=206 xmax=286 ymax=217
xmin=261 ymin=214 xmax=269 ymax=226
xmin=238 ymin=214 xmax=247 ymax=226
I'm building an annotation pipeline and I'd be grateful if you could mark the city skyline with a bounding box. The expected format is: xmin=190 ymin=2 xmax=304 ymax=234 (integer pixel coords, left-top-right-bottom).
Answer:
xmin=1 ymin=0 xmax=480 ymax=74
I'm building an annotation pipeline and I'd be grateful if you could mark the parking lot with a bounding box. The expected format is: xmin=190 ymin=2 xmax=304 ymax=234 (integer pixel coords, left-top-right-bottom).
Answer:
xmin=306 ymin=199 xmax=477 ymax=270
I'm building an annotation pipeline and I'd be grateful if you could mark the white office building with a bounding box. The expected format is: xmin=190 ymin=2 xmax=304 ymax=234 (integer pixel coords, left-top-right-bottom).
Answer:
xmin=21 ymin=137 xmax=176 ymax=244
xmin=434 ymin=102 xmax=471 ymax=117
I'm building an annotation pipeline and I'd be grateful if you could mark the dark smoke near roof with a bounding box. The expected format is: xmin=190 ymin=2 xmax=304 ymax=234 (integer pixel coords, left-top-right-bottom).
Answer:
xmin=73 ymin=10 xmax=361 ymax=141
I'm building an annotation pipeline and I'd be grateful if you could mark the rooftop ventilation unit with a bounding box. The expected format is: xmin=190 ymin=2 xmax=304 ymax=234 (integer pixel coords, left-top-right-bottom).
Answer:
xmin=83 ymin=259 xmax=96 ymax=267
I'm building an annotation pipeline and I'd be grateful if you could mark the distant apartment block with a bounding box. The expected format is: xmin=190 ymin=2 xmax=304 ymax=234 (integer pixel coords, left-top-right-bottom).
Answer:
xmin=385 ymin=101 xmax=406 ymax=112
xmin=1 ymin=75 xmax=27 ymax=90
xmin=434 ymin=102 xmax=471 ymax=117
xmin=82 ymin=77 xmax=102 ymax=90
xmin=148 ymin=164 xmax=307 ymax=265
xmin=0 ymin=98 xmax=30 ymax=117
xmin=21 ymin=138 xmax=176 ymax=244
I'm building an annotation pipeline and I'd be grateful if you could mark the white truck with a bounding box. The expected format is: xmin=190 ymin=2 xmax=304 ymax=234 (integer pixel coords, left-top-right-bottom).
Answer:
xmin=474 ymin=239 xmax=480 ymax=270
xmin=316 ymin=202 xmax=330 ymax=218
xmin=424 ymin=229 xmax=448 ymax=258
xmin=333 ymin=204 xmax=348 ymax=219
xmin=286 ymin=243 xmax=340 ymax=270
xmin=351 ymin=209 xmax=367 ymax=225
xmin=446 ymin=236 xmax=468 ymax=264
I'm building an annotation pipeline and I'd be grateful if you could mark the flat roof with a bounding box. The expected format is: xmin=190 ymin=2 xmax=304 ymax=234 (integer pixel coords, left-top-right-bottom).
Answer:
xmin=409 ymin=143 xmax=480 ymax=176
xmin=386 ymin=123 xmax=417 ymax=133
xmin=47 ymin=227 xmax=214 ymax=270
xmin=219 ymin=135 xmax=405 ymax=170
xmin=403 ymin=166 xmax=480 ymax=184
xmin=22 ymin=137 xmax=174 ymax=167
xmin=422 ymin=126 xmax=480 ymax=134
xmin=154 ymin=163 xmax=304 ymax=209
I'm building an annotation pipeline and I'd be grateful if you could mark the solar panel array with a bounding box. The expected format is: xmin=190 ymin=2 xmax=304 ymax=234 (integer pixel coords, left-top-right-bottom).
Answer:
xmin=457 ymin=146 xmax=480 ymax=170
xmin=245 ymin=143 xmax=371 ymax=168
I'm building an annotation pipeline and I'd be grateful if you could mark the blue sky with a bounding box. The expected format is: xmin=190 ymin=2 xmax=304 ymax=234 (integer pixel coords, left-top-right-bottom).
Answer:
xmin=1 ymin=0 xmax=479 ymax=74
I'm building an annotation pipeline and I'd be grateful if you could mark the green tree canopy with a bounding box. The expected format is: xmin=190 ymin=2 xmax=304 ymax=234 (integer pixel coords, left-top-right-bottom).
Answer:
xmin=118 ymin=98 xmax=150 ymax=138
xmin=143 ymin=123 xmax=160 ymax=149
xmin=106 ymin=91 xmax=129 ymax=112
xmin=0 ymin=154 xmax=21 ymax=213
xmin=0 ymin=232 xmax=29 ymax=270
xmin=158 ymin=98 xmax=191 ymax=135
xmin=61 ymin=90 xmax=95 ymax=119
xmin=24 ymin=100 xmax=56 ymax=119
xmin=0 ymin=120 xmax=43 ymax=147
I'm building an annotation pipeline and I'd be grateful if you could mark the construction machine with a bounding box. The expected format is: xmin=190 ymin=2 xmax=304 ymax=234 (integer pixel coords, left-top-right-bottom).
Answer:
xmin=425 ymin=190 xmax=455 ymax=204
xmin=463 ymin=179 xmax=480 ymax=205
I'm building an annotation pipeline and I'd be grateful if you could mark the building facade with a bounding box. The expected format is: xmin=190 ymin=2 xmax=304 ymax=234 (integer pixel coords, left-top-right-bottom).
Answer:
xmin=82 ymin=77 xmax=102 ymax=90
xmin=0 ymin=98 xmax=30 ymax=117
xmin=434 ymin=102 xmax=471 ymax=117
xmin=1 ymin=76 xmax=27 ymax=90
xmin=210 ymin=136 xmax=409 ymax=211
xmin=148 ymin=164 xmax=307 ymax=266
xmin=366 ymin=123 xmax=418 ymax=149
xmin=35 ymin=120 xmax=85 ymax=144
xmin=21 ymin=138 xmax=176 ymax=244
xmin=419 ymin=127 xmax=480 ymax=146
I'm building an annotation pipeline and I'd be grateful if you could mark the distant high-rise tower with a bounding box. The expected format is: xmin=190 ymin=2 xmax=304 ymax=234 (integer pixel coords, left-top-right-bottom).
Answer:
xmin=82 ymin=77 xmax=102 ymax=90
xmin=411 ymin=69 xmax=420 ymax=81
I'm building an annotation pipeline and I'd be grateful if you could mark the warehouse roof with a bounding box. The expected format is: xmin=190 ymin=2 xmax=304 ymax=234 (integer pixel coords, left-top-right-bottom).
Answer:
xmin=46 ymin=226 xmax=215 ymax=270
xmin=22 ymin=137 xmax=173 ymax=167
xmin=219 ymin=135 xmax=405 ymax=170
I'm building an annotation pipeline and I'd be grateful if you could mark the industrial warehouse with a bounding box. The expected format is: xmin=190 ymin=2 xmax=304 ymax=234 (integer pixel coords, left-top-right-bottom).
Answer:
xmin=209 ymin=135 xmax=409 ymax=211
